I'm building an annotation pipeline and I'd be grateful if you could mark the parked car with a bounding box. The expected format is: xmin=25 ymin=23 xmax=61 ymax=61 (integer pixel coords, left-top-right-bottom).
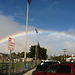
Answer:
xmin=33 ymin=63 xmax=75 ymax=75
xmin=32 ymin=60 xmax=60 ymax=75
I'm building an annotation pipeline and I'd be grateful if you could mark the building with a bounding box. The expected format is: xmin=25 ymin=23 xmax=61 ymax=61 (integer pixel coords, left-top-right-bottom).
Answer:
xmin=66 ymin=55 xmax=75 ymax=62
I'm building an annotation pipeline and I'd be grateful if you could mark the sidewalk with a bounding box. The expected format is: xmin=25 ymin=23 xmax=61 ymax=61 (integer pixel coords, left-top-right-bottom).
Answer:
xmin=23 ymin=68 xmax=36 ymax=75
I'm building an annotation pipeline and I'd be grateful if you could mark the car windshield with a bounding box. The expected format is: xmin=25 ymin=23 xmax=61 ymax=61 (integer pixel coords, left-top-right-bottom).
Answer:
xmin=42 ymin=62 xmax=53 ymax=65
xmin=42 ymin=62 xmax=59 ymax=66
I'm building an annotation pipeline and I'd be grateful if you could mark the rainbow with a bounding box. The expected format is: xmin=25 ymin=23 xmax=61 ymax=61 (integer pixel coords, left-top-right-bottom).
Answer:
xmin=0 ymin=31 xmax=35 ymax=45
xmin=0 ymin=30 xmax=75 ymax=45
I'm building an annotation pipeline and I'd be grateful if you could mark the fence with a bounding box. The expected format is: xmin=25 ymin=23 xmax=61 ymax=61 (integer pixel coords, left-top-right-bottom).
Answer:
xmin=0 ymin=53 xmax=35 ymax=75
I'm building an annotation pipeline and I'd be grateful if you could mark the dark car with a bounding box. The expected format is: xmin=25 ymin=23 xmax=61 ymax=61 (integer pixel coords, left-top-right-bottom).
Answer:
xmin=32 ymin=60 xmax=60 ymax=75
xmin=33 ymin=63 xmax=75 ymax=75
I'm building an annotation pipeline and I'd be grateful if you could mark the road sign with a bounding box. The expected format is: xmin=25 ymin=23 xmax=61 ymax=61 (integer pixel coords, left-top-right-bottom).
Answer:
xmin=8 ymin=37 xmax=15 ymax=50
xmin=8 ymin=37 xmax=15 ymax=75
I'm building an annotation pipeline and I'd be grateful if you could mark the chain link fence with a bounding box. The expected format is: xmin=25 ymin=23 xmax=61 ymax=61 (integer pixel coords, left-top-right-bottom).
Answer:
xmin=0 ymin=53 xmax=35 ymax=75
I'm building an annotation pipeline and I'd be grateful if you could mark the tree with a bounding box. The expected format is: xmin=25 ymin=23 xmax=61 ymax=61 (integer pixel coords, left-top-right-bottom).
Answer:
xmin=20 ymin=52 xmax=24 ymax=57
xmin=40 ymin=47 xmax=48 ymax=59
xmin=16 ymin=52 xmax=25 ymax=57
xmin=11 ymin=52 xmax=17 ymax=58
xmin=28 ymin=46 xmax=35 ymax=58
xmin=50 ymin=55 xmax=70 ymax=62
xmin=17 ymin=52 xmax=21 ymax=57
xmin=27 ymin=45 xmax=48 ymax=60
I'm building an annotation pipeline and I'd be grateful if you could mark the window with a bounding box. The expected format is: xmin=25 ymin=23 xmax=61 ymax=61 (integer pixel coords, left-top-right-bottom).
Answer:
xmin=43 ymin=62 xmax=53 ymax=65
xmin=46 ymin=65 xmax=72 ymax=74
xmin=57 ymin=65 xmax=72 ymax=74
xmin=47 ymin=65 xmax=59 ymax=73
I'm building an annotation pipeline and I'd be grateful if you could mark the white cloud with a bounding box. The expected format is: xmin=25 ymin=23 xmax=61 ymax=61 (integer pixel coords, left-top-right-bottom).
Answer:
xmin=64 ymin=41 xmax=75 ymax=55
xmin=0 ymin=14 xmax=22 ymax=39
xmin=0 ymin=14 xmax=36 ymax=54
xmin=0 ymin=14 xmax=75 ymax=56
xmin=0 ymin=14 xmax=36 ymax=40
xmin=0 ymin=29 xmax=75 ymax=56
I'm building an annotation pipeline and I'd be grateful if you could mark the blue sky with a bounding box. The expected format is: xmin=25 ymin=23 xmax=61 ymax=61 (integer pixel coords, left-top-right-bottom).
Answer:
xmin=0 ymin=0 xmax=75 ymax=56
xmin=0 ymin=0 xmax=75 ymax=31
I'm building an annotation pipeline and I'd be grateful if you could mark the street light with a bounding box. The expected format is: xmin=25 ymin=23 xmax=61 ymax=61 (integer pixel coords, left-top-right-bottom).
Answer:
xmin=24 ymin=0 xmax=31 ymax=65
xmin=35 ymin=29 xmax=38 ymax=66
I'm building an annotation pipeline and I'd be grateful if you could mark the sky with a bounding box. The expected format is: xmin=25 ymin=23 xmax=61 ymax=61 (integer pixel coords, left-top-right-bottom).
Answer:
xmin=0 ymin=0 xmax=75 ymax=57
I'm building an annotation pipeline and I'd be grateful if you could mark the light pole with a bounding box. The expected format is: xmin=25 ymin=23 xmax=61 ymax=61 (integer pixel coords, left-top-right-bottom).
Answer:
xmin=35 ymin=29 xmax=38 ymax=66
xmin=24 ymin=0 xmax=31 ymax=65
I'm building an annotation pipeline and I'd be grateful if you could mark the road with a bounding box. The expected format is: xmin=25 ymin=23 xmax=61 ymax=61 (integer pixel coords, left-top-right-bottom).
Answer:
xmin=23 ymin=68 xmax=36 ymax=75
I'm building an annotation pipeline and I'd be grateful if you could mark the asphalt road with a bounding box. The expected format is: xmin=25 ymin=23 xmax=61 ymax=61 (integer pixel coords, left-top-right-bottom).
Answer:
xmin=23 ymin=68 xmax=36 ymax=75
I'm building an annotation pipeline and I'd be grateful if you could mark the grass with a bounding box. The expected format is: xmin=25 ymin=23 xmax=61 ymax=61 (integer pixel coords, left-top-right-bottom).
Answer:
xmin=0 ymin=61 xmax=35 ymax=75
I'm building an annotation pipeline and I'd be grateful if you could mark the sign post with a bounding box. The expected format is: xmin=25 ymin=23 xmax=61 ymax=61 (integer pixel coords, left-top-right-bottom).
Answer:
xmin=8 ymin=37 xmax=15 ymax=75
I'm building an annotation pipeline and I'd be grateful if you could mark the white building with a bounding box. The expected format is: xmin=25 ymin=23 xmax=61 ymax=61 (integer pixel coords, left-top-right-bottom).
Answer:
xmin=66 ymin=55 xmax=75 ymax=62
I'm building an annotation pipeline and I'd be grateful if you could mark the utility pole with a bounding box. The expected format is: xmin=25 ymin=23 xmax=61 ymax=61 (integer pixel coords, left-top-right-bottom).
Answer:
xmin=63 ymin=49 xmax=67 ymax=62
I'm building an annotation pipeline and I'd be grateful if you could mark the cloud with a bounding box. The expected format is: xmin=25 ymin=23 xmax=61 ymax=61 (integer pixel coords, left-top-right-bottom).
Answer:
xmin=1 ymin=29 xmax=75 ymax=56
xmin=0 ymin=14 xmax=23 ymax=39
xmin=0 ymin=13 xmax=75 ymax=56
xmin=0 ymin=13 xmax=36 ymax=54
xmin=0 ymin=42 xmax=8 ymax=53
xmin=64 ymin=41 xmax=75 ymax=55
xmin=0 ymin=14 xmax=36 ymax=40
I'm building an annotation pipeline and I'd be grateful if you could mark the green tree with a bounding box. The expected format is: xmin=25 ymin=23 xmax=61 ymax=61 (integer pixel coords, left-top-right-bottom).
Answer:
xmin=28 ymin=46 xmax=35 ymax=58
xmin=40 ymin=47 xmax=48 ymax=59
xmin=20 ymin=52 xmax=24 ymax=57
xmin=51 ymin=55 xmax=70 ymax=62
xmin=27 ymin=45 xmax=48 ymax=60
xmin=17 ymin=52 xmax=21 ymax=57
xmin=11 ymin=52 xmax=17 ymax=58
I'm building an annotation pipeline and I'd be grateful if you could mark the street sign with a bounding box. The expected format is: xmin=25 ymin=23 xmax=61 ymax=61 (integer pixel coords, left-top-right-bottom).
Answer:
xmin=8 ymin=37 xmax=15 ymax=50
xmin=8 ymin=37 xmax=15 ymax=75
